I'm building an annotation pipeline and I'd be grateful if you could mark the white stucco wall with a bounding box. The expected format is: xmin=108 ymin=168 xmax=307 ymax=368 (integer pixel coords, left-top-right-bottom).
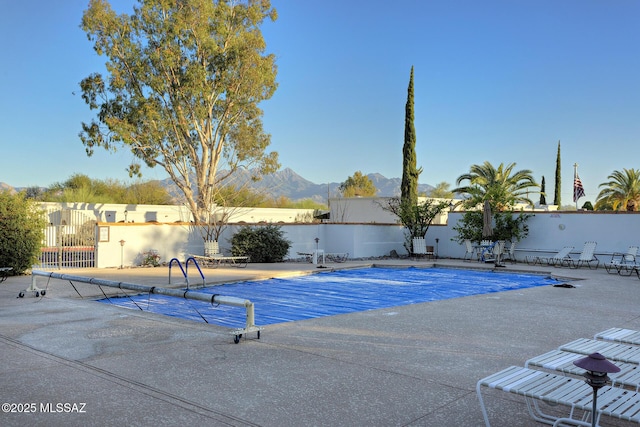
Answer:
xmin=328 ymin=197 xmax=454 ymax=224
xmin=91 ymin=211 xmax=639 ymax=268
xmin=427 ymin=211 xmax=639 ymax=260
xmin=41 ymin=202 xmax=316 ymax=224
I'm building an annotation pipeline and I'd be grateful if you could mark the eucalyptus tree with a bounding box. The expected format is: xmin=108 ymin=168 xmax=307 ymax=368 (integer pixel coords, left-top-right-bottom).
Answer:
xmin=79 ymin=0 xmax=279 ymax=234
xmin=339 ymin=171 xmax=377 ymax=197
xmin=595 ymin=168 xmax=640 ymax=211
xmin=42 ymin=174 xmax=172 ymax=204
xmin=453 ymin=161 xmax=539 ymax=210
xmin=428 ymin=181 xmax=454 ymax=199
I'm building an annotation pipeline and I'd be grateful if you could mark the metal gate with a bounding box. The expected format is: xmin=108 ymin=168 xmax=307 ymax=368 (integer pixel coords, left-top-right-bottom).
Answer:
xmin=39 ymin=208 xmax=96 ymax=269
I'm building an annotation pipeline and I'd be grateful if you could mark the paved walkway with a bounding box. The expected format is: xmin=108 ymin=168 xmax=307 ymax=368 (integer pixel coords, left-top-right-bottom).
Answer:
xmin=1 ymin=259 xmax=639 ymax=426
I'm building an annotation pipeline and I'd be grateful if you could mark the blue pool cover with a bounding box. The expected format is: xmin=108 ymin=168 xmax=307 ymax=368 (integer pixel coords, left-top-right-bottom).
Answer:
xmin=98 ymin=267 xmax=561 ymax=328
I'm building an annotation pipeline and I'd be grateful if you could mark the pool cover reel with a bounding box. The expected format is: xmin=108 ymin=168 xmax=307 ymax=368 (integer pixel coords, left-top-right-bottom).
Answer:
xmin=30 ymin=270 xmax=261 ymax=343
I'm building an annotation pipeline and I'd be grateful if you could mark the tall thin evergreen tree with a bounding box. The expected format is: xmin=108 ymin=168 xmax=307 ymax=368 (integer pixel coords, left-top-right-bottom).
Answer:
xmin=540 ymin=176 xmax=547 ymax=205
xmin=401 ymin=66 xmax=422 ymax=206
xmin=553 ymin=141 xmax=561 ymax=206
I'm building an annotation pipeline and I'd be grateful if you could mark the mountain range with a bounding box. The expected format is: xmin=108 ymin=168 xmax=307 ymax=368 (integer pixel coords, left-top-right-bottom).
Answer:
xmin=159 ymin=168 xmax=435 ymax=203
xmin=2 ymin=168 xmax=435 ymax=203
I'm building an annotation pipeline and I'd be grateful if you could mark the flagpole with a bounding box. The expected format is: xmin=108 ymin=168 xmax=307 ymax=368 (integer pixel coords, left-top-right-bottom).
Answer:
xmin=574 ymin=163 xmax=578 ymax=210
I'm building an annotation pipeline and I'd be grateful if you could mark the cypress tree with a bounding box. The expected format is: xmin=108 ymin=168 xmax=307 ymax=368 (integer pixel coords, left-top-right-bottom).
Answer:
xmin=540 ymin=176 xmax=546 ymax=205
xmin=401 ymin=66 xmax=422 ymax=206
xmin=553 ymin=141 xmax=561 ymax=206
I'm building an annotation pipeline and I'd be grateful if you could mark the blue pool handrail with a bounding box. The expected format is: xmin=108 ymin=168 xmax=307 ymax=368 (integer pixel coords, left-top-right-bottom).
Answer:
xmin=185 ymin=256 xmax=206 ymax=288
xmin=168 ymin=257 xmax=205 ymax=288
xmin=168 ymin=258 xmax=186 ymax=286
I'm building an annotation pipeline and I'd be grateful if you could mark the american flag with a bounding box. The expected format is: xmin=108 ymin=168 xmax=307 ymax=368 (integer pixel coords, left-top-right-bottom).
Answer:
xmin=573 ymin=174 xmax=585 ymax=202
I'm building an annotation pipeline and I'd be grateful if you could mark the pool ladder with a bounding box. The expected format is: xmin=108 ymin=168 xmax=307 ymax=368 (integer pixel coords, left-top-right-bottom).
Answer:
xmin=168 ymin=257 xmax=205 ymax=289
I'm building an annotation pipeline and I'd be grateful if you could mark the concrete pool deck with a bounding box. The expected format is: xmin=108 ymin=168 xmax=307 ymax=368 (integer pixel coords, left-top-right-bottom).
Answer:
xmin=1 ymin=258 xmax=639 ymax=426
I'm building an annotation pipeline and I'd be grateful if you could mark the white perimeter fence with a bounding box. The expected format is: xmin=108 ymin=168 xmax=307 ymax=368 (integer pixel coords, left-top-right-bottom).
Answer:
xmin=79 ymin=211 xmax=639 ymax=269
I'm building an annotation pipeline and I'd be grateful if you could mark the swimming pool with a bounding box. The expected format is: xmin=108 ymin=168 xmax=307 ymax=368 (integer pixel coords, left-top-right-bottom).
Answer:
xmin=98 ymin=267 xmax=561 ymax=328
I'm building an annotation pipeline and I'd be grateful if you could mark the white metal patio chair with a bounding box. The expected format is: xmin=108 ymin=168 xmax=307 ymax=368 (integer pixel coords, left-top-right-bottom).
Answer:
xmin=502 ymin=241 xmax=517 ymax=264
xmin=604 ymin=246 xmax=638 ymax=275
xmin=463 ymin=239 xmax=477 ymax=261
xmin=481 ymin=241 xmax=505 ymax=265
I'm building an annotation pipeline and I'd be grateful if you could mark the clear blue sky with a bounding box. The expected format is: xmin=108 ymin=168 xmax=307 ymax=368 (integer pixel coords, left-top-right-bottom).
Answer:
xmin=2 ymin=0 xmax=638 ymax=206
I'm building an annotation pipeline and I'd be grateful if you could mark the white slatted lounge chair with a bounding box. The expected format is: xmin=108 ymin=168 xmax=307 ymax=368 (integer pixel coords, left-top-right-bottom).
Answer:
xmin=547 ymin=246 xmax=574 ymax=267
xmin=463 ymin=239 xmax=477 ymax=261
xmin=569 ymin=241 xmax=600 ymax=269
xmin=412 ymin=237 xmax=427 ymax=258
xmin=605 ymin=247 xmax=639 ymax=274
xmin=526 ymin=349 xmax=640 ymax=391
xmin=559 ymin=338 xmax=640 ymax=364
xmin=326 ymin=252 xmax=349 ymax=263
xmin=477 ymin=365 xmax=640 ymax=426
xmin=296 ymin=251 xmax=314 ymax=263
xmin=190 ymin=241 xmax=249 ymax=268
xmin=412 ymin=238 xmax=434 ymax=259
xmin=596 ymin=328 xmax=640 ymax=346
xmin=525 ymin=252 xmax=541 ymax=265
xmin=525 ymin=246 xmax=573 ymax=267
xmin=190 ymin=253 xmax=249 ymax=268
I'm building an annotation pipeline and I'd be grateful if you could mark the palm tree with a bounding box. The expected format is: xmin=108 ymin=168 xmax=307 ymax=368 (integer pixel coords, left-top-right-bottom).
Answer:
xmin=595 ymin=168 xmax=640 ymax=211
xmin=453 ymin=161 xmax=539 ymax=210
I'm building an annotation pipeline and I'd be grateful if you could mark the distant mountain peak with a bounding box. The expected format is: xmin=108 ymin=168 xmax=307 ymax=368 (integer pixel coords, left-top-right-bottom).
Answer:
xmin=3 ymin=169 xmax=434 ymax=204
xmin=222 ymin=169 xmax=433 ymax=202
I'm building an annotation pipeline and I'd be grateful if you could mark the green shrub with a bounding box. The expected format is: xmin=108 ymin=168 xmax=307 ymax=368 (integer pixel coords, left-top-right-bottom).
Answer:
xmin=0 ymin=191 xmax=47 ymax=274
xmin=230 ymin=224 xmax=291 ymax=263
xmin=452 ymin=210 xmax=531 ymax=244
xmin=451 ymin=211 xmax=483 ymax=244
